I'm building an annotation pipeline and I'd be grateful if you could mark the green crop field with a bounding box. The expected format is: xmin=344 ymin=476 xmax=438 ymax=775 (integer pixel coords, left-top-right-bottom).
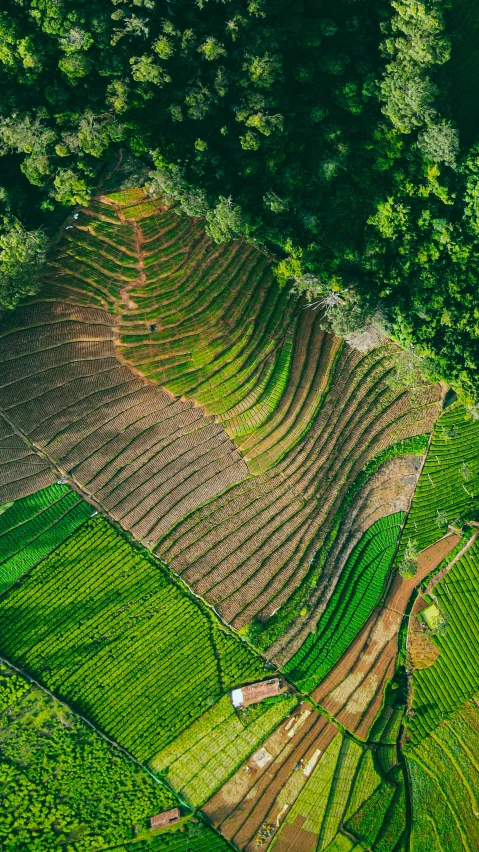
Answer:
xmin=407 ymin=540 xmax=479 ymax=746
xmin=396 ymin=404 xmax=479 ymax=564
xmin=267 ymin=725 xmax=406 ymax=852
xmin=150 ymin=692 xmax=297 ymax=807
xmin=114 ymin=820 xmax=234 ymax=852
xmin=285 ymin=512 xmax=405 ymax=691
xmin=0 ymin=662 xmax=178 ymax=852
xmin=408 ymin=693 xmax=479 ymax=852
xmin=0 ymin=515 xmax=267 ymax=763
xmin=0 ymin=483 xmax=92 ymax=594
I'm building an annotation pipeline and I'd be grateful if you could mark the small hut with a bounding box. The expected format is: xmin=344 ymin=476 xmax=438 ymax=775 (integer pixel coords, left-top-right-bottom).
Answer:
xmin=230 ymin=677 xmax=282 ymax=709
xmin=149 ymin=807 xmax=181 ymax=830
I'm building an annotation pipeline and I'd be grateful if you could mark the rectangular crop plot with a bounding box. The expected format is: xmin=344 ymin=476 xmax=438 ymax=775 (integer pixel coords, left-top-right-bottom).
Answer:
xmin=0 ymin=516 xmax=267 ymax=763
xmin=150 ymin=692 xmax=297 ymax=807
xmin=396 ymin=403 xmax=479 ymax=562
xmin=0 ymin=483 xmax=92 ymax=594
xmin=408 ymin=694 xmax=479 ymax=852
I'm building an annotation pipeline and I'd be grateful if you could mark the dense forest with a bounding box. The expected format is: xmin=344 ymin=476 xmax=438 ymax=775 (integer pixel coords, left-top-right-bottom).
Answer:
xmin=1 ymin=0 xmax=479 ymax=399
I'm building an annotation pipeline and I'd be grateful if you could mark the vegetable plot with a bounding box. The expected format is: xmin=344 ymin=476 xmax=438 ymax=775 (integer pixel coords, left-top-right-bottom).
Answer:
xmin=407 ymin=540 xmax=479 ymax=746
xmin=285 ymin=513 xmax=405 ymax=691
xmin=0 ymin=516 xmax=267 ymax=762
xmin=396 ymin=403 xmax=479 ymax=563
xmin=0 ymin=483 xmax=91 ymax=594
xmin=408 ymin=693 xmax=479 ymax=852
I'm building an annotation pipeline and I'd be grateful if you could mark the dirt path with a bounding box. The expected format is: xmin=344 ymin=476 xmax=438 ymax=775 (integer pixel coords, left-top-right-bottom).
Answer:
xmin=204 ymin=702 xmax=338 ymax=851
xmin=312 ymin=532 xmax=461 ymax=739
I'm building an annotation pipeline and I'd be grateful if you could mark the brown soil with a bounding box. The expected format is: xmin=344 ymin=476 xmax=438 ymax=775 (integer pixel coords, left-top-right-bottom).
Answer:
xmin=203 ymin=702 xmax=338 ymax=852
xmin=272 ymin=816 xmax=318 ymax=852
xmin=407 ymin=617 xmax=439 ymax=669
xmin=312 ymin=533 xmax=460 ymax=739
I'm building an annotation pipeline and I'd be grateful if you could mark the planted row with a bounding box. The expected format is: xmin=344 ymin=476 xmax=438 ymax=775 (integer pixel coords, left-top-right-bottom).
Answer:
xmin=0 ymin=516 xmax=266 ymax=762
xmin=285 ymin=512 xmax=405 ymax=690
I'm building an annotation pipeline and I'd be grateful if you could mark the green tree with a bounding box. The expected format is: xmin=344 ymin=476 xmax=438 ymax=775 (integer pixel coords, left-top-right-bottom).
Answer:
xmin=0 ymin=219 xmax=47 ymax=310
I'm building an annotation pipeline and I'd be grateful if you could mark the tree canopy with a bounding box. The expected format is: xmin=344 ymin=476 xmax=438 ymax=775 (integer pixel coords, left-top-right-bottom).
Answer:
xmin=1 ymin=0 xmax=479 ymax=400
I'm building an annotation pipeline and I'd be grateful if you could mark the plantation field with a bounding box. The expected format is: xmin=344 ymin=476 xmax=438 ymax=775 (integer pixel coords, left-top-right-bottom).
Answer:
xmin=205 ymin=697 xmax=406 ymax=852
xmin=0 ymin=415 xmax=56 ymax=502
xmin=112 ymin=820 xmax=234 ymax=852
xmin=396 ymin=404 xmax=479 ymax=565
xmin=407 ymin=539 xmax=479 ymax=746
xmin=408 ymin=693 xmax=479 ymax=852
xmin=150 ymin=692 xmax=297 ymax=807
xmin=0 ymin=189 xmax=443 ymax=651
xmin=0 ymin=515 xmax=267 ymax=762
xmin=313 ymin=532 xmax=460 ymax=739
xmin=0 ymin=483 xmax=91 ymax=594
xmin=267 ymin=448 xmax=424 ymax=668
xmin=0 ymin=662 xmax=177 ymax=852
xmin=285 ymin=512 xmax=405 ymax=691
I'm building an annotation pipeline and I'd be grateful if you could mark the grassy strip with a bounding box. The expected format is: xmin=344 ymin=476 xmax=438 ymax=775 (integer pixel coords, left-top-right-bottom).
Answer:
xmin=285 ymin=513 xmax=405 ymax=691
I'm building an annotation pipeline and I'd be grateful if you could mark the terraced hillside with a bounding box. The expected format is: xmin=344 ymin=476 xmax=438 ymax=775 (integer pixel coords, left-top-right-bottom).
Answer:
xmin=0 ymin=187 xmax=443 ymax=654
xmin=0 ymin=415 xmax=56 ymax=502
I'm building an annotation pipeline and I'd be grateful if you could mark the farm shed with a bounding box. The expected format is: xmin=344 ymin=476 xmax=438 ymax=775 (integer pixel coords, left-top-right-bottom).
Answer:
xmin=149 ymin=807 xmax=181 ymax=829
xmin=419 ymin=603 xmax=442 ymax=631
xmin=230 ymin=678 xmax=282 ymax=709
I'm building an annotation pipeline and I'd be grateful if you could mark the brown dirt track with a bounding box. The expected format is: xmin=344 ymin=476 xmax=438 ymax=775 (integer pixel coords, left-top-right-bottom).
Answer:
xmin=203 ymin=702 xmax=338 ymax=852
xmin=312 ymin=533 xmax=460 ymax=738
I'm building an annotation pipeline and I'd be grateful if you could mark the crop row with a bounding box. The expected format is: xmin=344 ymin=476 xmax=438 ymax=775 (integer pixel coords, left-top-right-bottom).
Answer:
xmin=407 ymin=541 xmax=479 ymax=746
xmin=396 ymin=404 xmax=479 ymax=562
xmin=0 ymin=300 xmax=249 ymax=545
xmin=0 ymin=190 xmax=442 ymax=664
xmin=0 ymin=516 xmax=266 ymax=763
xmin=49 ymin=196 xmax=348 ymax=473
xmin=408 ymin=694 xmax=479 ymax=851
xmin=150 ymin=693 xmax=297 ymax=807
xmin=206 ymin=704 xmax=402 ymax=852
xmin=0 ymin=416 xmax=56 ymax=500
xmin=285 ymin=512 xmax=405 ymax=691
xmin=0 ymin=483 xmax=92 ymax=594
xmin=119 ymin=821 xmax=234 ymax=852
xmin=158 ymin=342 xmax=441 ymax=638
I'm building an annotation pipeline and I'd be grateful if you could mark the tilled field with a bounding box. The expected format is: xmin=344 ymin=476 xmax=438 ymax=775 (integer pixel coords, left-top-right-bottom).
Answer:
xmin=0 ymin=415 xmax=56 ymax=502
xmin=203 ymin=701 xmax=339 ymax=852
xmin=312 ymin=533 xmax=461 ymax=739
xmin=0 ymin=300 xmax=248 ymax=543
xmin=0 ymin=187 xmax=443 ymax=650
